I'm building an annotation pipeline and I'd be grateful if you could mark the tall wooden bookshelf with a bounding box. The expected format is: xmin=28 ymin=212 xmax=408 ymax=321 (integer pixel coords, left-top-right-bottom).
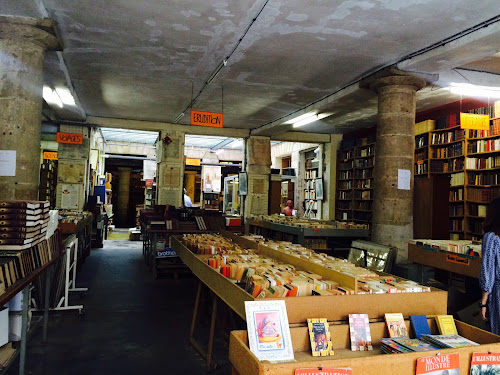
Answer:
xmin=304 ymin=150 xmax=320 ymax=219
xmin=336 ymin=132 xmax=375 ymax=227
xmin=414 ymin=112 xmax=500 ymax=240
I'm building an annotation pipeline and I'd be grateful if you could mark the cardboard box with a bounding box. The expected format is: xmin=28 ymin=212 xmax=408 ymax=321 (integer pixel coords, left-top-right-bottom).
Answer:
xmin=229 ymin=319 xmax=500 ymax=375
xmin=171 ymin=236 xmax=447 ymax=323
xmin=0 ymin=308 xmax=8 ymax=347
xmin=226 ymin=217 xmax=242 ymax=226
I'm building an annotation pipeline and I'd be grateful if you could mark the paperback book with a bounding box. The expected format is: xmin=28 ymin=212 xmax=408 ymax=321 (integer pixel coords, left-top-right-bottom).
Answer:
xmin=385 ymin=313 xmax=409 ymax=338
xmin=307 ymin=318 xmax=334 ymax=357
xmin=470 ymin=352 xmax=500 ymax=374
xmin=416 ymin=352 xmax=460 ymax=375
xmin=410 ymin=315 xmax=431 ymax=339
xmin=245 ymin=300 xmax=294 ymax=362
xmin=421 ymin=334 xmax=479 ymax=349
xmin=348 ymin=314 xmax=373 ymax=351
xmin=435 ymin=315 xmax=458 ymax=335
xmin=391 ymin=338 xmax=440 ymax=352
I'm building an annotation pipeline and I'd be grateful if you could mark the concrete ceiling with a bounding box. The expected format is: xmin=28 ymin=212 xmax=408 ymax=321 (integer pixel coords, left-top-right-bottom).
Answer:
xmin=3 ymin=1 xmax=500 ymax=137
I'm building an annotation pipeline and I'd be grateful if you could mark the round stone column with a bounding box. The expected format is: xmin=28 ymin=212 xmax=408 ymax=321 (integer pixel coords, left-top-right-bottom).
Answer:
xmin=0 ymin=19 xmax=59 ymax=200
xmin=116 ymin=167 xmax=131 ymax=227
xmin=370 ymin=75 xmax=426 ymax=260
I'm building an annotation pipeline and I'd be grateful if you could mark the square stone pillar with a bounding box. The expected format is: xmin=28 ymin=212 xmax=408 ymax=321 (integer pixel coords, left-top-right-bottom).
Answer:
xmin=244 ymin=136 xmax=271 ymax=218
xmin=157 ymin=131 xmax=185 ymax=207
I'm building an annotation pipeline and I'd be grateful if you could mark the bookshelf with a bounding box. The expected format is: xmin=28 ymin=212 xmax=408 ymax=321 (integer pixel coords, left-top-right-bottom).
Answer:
xmin=144 ymin=179 xmax=156 ymax=209
xmin=414 ymin=113 xmax=500 ymax=240
xmin=336 ymin=133 xmax=375 ymax=227
xmin=39 ymin=159 xmax=57 ymax=208
xmin=304 ymin=150 xmax=320 ymax=219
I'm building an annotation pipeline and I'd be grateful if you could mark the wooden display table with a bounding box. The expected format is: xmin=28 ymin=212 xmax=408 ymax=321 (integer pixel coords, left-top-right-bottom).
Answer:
xmin=229 ymin=319 xmax=500 ymax=375
xmin=408 ymin=242 xmax=481 ymax=279
xmin=246 ymin=219 xmax=369 ymax=253
xmin=172 ymin=232 xmax=447 ymax=371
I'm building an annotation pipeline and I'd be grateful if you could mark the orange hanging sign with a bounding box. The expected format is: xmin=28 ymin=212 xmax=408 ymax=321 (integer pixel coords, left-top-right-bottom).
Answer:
xmin=460 ymin=113 xmax=490 ymax=130
xmin=56 ymin=132 xmax=83 ymax=144
xmin=43 ymin=151 xmax=58 ymax=160
xmin=190 ymin=110 xmax=223 ymax=128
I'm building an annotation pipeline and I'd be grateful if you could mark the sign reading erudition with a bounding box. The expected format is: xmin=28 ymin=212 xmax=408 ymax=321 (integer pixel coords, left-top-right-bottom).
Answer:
xmin=190 ymin=110 xmax=223 ymax=128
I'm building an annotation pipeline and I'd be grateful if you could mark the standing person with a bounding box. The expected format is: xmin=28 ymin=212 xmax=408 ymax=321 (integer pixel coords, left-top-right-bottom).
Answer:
xmin=480 ymin=197 xmax=500 ymax=334
xmin=282 ymin=199 xmax=294 ymax=216
xmin=183 ymin=188 xmax=193 ymax=207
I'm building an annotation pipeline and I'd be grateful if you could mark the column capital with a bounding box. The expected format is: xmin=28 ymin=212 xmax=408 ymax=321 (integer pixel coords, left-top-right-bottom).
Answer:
xmin=0 ymin=16 xmax=61 ymax=50
xmin=360 ymin=67 xmax=433 ymax=94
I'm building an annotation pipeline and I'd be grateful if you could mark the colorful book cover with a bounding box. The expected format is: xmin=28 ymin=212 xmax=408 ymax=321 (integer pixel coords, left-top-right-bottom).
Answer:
xmin=385 ymin=313 xmax=409 ymax=338
xmin=295 ymin=368 xmax=352 ymax=375
xmin=410 ymin=315 xmax=431 ymax=339
xmin=392 ymin=338 xmax=440 ymax=352
xmin=380 ymin=338 xmax=412 ymax=354
xmin=307 ymin=318 xmax=334 ymax=357
xmin=422 ymin=334 xmax=479 ymax=349
xmin=416 ymin=352 xmax=460 ymax=375
xmin=435 ymin=315 xmax=458 ymax=335
xmin=245 ymin=300 xmax=294 ymax=362
xmin=470 ymin=352 xmax=500 ymax=374
xmin=348 ymin=314 xmax=373 ymax=351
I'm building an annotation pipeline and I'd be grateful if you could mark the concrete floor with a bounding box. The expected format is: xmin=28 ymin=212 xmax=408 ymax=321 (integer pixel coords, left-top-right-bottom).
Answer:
xmin=7 ymin=239 xmax=235 ymax=375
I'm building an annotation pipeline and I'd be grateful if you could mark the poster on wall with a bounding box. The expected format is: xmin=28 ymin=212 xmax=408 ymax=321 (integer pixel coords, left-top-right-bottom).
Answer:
xmin=61 ymin=183 xmax=80 ymax=209
xmin=202 ymin=165 xmax=221 ymax=193
xmin=143 ymin=160 xmax=156 ymax=180
xmin=0 ymin=151 xmax=16 ymax=176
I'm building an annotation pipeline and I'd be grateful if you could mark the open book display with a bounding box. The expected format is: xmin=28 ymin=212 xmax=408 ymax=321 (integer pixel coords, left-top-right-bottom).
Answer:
xmin=181 ymin=233 xmax=432 ymax=297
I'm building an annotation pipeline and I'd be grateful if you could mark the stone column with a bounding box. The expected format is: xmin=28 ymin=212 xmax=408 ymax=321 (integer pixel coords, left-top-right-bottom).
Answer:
xmin=244 ymin=136 xmax=271 ymax=218
xmin=116 ymin=167 xmax=131 ymax=227
xmin=322 ymin=135 xmax=342 ymax=221
xmin=370 ymin=73 xmax=426 ymax=260
xmin=157 ymin=131 xmax=185 ymax=207
xmin=0 ymin=18 xmax=59 ymax=200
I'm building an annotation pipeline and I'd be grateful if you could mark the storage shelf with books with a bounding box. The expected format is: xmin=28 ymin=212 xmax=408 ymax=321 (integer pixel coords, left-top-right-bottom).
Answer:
xmin=335 ymin=146 xmax=354 ymax=222
xmin=304 ymin=149 xmax=321 ymax=219
xmin=415 ymin=111 xmax=500 ymax=240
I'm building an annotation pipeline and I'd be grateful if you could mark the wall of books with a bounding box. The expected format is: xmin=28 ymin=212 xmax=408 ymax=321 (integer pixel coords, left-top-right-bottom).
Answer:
xmin=414 ymin=100 xmax=500 ymax=240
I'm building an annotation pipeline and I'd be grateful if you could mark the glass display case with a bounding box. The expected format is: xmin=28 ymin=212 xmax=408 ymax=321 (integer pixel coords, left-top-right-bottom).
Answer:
xmin=223 ymin=175 xmax=240 ymax=215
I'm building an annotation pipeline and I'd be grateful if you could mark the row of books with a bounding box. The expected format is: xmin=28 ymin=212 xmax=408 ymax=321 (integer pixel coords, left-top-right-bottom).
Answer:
xmin=450 ymin=218 xmax=464 ymax=231
xmin=467 ymin=118 xmax=500 ymax=138
xmin=415 ymin=119 xmax=435 ymax=135
xmin=414 ymin=149 xmax=428 ymax=162
xmin=338 ymin=181 xmax=352 ymax=190
xmin=357 ymin=146 xmax=374 ymax=158
xmin=410 ymin=239 xmax=481 ymax=255
xmin=415 ymin=162 xmax=428 ymax=175
xmin=435 ymin=113 xmax=459 ymax=129
xmin=354 ymin=190 xmax=372 ymax=200
xmin=468 ymin=171 xmax=500 ymax=186
xmin=354 ymin=158 xmax=374 ymax=168
xmin=468 ymin=103 xmax=497 ymax=118
xmin=338 ymin=171 xmax=352 ymax=180
xmin=449 ymin=204 xmax=464 ymax=217
xmin=305 ymin=179 xmax=316 ymax=189
xmin=466 ymin=186 xmax=500 ymax=203
xmin=355 ymin=179 xmax=371 ymax=189
xmin=430 ymin=129 xmax=464 ymax=145
xmin=449 ymin=188 xmax=463 ymax=201
xmin=339 ymin=160 xmax=353 ymax=170
xmin=432 ymin=142 xmax=463 ymax=158
xmin=468 ymin=138 xmax=500 ymax=153
xmin=450 ymin=172 xmax=465 ymax=186
xmin=355 ymin=169 xmax=372 ymax=179
xmin=338 ymin=191 xmax=352 ymax=200
xmin=415 ymin=134 xmax=428 ymax=148
xmin=429 ymin=158 xmax=463 ymax=173
xmin=466 ymin=156 xmax=500 ymax=170
xmin=304 ymin=170 xmax=318 ymax=179
xmin=468 ymin=203 xmax=487 ymax=217
xmin=304 ymin=190 xmax=316 ymax=200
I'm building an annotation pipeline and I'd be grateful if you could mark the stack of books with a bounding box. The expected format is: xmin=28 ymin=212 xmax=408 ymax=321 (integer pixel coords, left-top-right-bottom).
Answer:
xmin=0 ymin=201 xmax=50 ymax=250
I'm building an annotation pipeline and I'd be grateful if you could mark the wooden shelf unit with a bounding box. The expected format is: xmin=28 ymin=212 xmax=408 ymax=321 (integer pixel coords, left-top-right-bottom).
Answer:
xmin=336 ymin=134 xmax=375 ymax=226
xmin=414 ymin=114 xmax=500 ymax=240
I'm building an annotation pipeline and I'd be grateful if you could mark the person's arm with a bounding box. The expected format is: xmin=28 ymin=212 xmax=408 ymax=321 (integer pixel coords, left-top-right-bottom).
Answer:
xmin=481 ymin=290 xmax=489 ymax=320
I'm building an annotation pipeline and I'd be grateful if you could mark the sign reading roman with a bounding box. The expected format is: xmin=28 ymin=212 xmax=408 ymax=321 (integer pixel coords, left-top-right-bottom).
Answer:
xmin=190 ymin=110 xmax=223 ymax=128
xmin=460 ymin=113 xmax=490 ymax=130
xmin=56 ymin=132 xmax=83 ymax=144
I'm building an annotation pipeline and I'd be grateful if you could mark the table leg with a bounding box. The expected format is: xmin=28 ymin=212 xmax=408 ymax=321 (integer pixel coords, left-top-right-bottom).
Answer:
xmin=42 ymin=266 xmax=52 ymax=343
xmin=190 ymin=281 xmax=202 ymax=339
xmin=19 ymin=286 xmax=30 ymax=375
xmin=206 ymin=293 xmax=218 ymax=371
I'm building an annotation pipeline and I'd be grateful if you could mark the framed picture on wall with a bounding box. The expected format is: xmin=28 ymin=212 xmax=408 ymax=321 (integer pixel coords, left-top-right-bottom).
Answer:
xmin=316 ymin=178 xmax=324 ymax=200
xmin=239 ymin=172 xmax=248 ymax=195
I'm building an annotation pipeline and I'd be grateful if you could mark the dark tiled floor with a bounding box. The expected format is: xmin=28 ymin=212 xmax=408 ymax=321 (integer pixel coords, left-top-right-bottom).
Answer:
xmin=7 ymin=239 xmax=235 ymax=375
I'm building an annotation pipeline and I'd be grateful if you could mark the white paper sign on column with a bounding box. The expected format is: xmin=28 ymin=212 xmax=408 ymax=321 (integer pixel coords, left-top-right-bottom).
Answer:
xmin=397 ymin=169 xmax=411 ymax=190
xmin=0 ymin=150 xmax=16 ymax=176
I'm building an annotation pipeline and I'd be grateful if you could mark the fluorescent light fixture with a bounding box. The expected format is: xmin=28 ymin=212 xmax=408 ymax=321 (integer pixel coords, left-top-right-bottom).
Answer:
xmin=55 ymin=87 xmax=76 ymax=105
xmin=293 ymin=113 xmax=330 ymax=128
xmin=226 ymin=139 xmax=243 ymax=149
xmin=215 ymin=149 xmax=224 ymax=155
xmin=206 ymin=59 xmax=227 ymax=85
xmin=283 ymin=111 xmax=317 ymax=125
xmin=42 ymin=85 xmax=63 ymax=108
xmin=449 ymin=82 xmax=500 ymax=99
xmin=173 ymin=112 xmax=185 ymax=123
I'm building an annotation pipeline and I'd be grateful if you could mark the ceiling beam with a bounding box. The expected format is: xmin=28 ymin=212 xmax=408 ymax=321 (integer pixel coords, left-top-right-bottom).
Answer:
xmin=271 ymin=132 xmax=331 ymax=144
xmin=85 ymin=116 xmax=250 ymax=138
